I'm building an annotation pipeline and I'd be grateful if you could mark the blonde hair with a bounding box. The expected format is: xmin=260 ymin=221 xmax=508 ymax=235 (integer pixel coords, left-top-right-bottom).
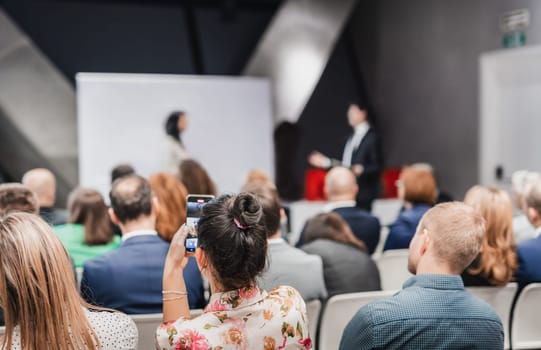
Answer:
xmin=464 ymin=186 xmax=517 ymax=285
xmin=419 ymin=202 xmax=485 ymax=274
xmin=0 ymin=213 xmax=102 ymax=350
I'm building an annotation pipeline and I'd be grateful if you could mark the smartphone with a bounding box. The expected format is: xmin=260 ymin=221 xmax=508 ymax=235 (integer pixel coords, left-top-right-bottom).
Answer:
xmin=185 ymin=194 xmax=214 ymax=252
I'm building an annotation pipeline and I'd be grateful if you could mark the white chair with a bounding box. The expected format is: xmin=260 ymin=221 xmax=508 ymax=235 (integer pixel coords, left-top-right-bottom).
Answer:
xmin=287 ymin=200 xmax=326 ymax=245
xmin=512 ymin=283 xmax=541 ymax=349
xmin=319 ymin=290 xmax=395 ymax=350
xmin=0 ymin=326 xmax=4 ymax=337
xmin=305 ymin=299 xmax=321 ymax=342
xmin=467 ymin=283 xmax=517 ymax=349
xmin=371 ymin=226 xmax=389 ymax=260
xmin=75 ymin=267 xmax=83 ymax=290
xmin=376 ymin=249 xmax=412 ymax=290
xmin=131 ymin=309 xmax=203 ymax=350
xmin=371 ymin=199 xmax=402 ymax=226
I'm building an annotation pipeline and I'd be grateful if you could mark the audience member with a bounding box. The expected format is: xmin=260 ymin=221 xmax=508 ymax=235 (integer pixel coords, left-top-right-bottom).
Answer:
xmin=0 ymin=213 xmax=137 ymax=349
xmin=22 ymin=168 xmax=67 ymax=225
xmin=339 ymin=202 xmax=503 ymax=349
xmin=410 ymin=163 xmax=453 ymax=204
xmin=149 ymin=172 xmax=188 ymax=242
xmin=156 ymin=193 xmax=312 ymax=349
xmin=242 ymin=180 xmax=327 ymax=301
xmin=301 ymin=212 xmax=380 ymax=296
xmin=383 ymin=166 xmax=436 ymax=251
xmin=245 ymin=169 xmax=271 ymax=184
xmin=54 ymin=188 xmax=121 ymax=268
xmin=461 ymin=185 xmax=517 ymax=286
xmin=516 ymin=179 xmax=541 ymax=286
xmin=81 ymin=175 xmax=204 ymax=313
xmin=296 ymin=167 xmax=381 ymax=254
xmin=111 ymin=163 xmax=135 ymax=184
xmin=178 ymin=159 xmax=217 ymax=196
xmin=0 ymin=183 xmax=39 ymax=215
xmin=512 ymin=170 xmax=540 ymax=243
xmin=164 ymin=111 xmax=189 ymax=173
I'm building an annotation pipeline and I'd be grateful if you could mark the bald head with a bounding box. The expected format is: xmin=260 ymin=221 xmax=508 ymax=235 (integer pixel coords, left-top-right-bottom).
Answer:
xmin=110 ymin=175 xmax=153 ymax=224
xmin=21 ymin=168 xmax=56 ymax=207
xmin=324 ymin=167 xmax=358 ymax=202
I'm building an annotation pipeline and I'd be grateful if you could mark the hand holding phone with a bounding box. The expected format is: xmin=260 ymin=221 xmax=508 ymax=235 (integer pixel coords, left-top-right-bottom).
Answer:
xmin=184 ymin=194 xmax=214 ymax=252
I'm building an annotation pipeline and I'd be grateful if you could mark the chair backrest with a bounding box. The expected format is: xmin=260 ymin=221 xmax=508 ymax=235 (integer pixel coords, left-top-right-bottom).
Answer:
xmin=0 ymin=326 xmax=4 ymax=337
xmin=467 ymin=283 xmax=517 ymax=349
xmin=131 ymin=309 xmax=203 ymax=350
xmin=371 ymin=199 xmax=402 ymax=226
xmin=376 ymin=249 xmax=412 ymax=290
xmin=319 ymin=290 xmax=395 ymax=350
xmin=371 ymin=226 xmax=389 ymax=260
xmin=512 ymin=283 xmax=541 ymax=349
xmin=305 ymin=299 xmax=321 ymax=343
xmin=75 ymin=267 xmax=83 ymax=290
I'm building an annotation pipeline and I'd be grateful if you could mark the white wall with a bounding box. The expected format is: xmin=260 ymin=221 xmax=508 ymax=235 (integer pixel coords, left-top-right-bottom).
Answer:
xmin=76 ymin=73 xmax=273 ymax=198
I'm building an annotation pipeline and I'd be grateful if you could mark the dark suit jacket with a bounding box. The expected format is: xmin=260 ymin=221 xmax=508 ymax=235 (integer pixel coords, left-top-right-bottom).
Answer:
xmin=348 ymin=128 xmax=383 ymax=211
xmin=81 ymin=234 xmax=205 ymax=314
xmin=383 ymin=204 xmax=431 ymax=251
xmin=516 ymin=235 xmax=541 ymax=287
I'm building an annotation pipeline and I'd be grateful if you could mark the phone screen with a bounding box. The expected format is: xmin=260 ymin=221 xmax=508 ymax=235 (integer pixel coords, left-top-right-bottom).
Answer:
xmin=185 ymin=195 xmax=214 ymax=252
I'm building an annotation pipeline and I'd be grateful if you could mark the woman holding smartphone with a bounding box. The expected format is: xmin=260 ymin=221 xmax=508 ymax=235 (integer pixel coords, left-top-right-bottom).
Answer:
xmin=156 ymin=193 xmax=312 ymax=349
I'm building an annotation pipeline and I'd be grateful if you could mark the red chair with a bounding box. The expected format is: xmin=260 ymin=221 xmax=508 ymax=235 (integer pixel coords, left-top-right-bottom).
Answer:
xmin=382 ymin=168 xmax=401 ymax=198
xmin=305 ymin=168 xmax=327 ymax=201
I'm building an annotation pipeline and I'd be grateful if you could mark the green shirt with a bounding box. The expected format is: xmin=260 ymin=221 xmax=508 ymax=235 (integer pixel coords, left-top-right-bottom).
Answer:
xmin=53 ymin=223 xmax=121 ymax=268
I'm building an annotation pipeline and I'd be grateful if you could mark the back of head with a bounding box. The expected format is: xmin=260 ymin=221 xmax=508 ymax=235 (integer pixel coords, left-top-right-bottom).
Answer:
xmin=178 ymin=159 xmax=217 ymax=196
xmin=241 ymin=180 xmax=281 ymax=237
xmin=416 ymin=202 xmax=485 ymax=274
xmin=0 ymin=213 xmax=99 ymax=349
xmin=149 ymin=172 xmax=188 ymax=241
xmin=324 ymin=166 xmax=358 ymax=201
xmin=165 ymin=111 xmax=185 ymax=140
xmin=303 ymin=212 xmax=365 ymax=251
xmin=197 ymin=193 xmax=267 ymax=290
xmin=109 ymin=175 xmax=153 ymax=224
xmin=399 ymin=166 xmax=437 ymax=205
xmin=111 ymin=164 xmax=135 ymax=184
xmin=21 ymin=168 xmax=56 ymax=207
xmin=525 ymin=179 xmax=541 ymax=216
xmin=68 ymin=188 xmax=113 ymax=246
xmin=0 ymin=183 xmax=39 ymax=216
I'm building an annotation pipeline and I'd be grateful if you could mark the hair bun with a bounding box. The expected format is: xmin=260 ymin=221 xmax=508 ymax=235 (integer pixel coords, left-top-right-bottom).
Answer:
xmin=233 ymin=193 xmax=263 ymax=228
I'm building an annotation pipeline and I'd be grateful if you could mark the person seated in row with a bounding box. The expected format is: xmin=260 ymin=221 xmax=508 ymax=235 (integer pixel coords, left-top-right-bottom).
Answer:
xmin=178 ymin=159 xmax=217 ymax=196
xmin=301 ymin=212 xmax=380 ymax=297
xmin=81 ymin=175 xmax=205 ymax=314
xmin=156 ymin=193 xmax=312 ymax=349
xmin=511 ymin=170 xmax=540 ymax=243
xmin=516 ymin=179 xmax=541 ymax=287
xmin=461 ymin=185 xmax=517 ymax=286
xmin=0 ymin=213 xmax=137 ymax=349
xmin=242 ymin=179 xmax=327 ymax=301
xmin=340 ymin=202 xmax=504 ymax=350
xmin=296 ymin=167 xmax=381 ymax=254
xmin=22 ymin=168 xmax=68 ymax=226
xmin=54 ymin=188 xmax=121 ymax=268
xmin=384 ymin=165 xmax=437 ymax=251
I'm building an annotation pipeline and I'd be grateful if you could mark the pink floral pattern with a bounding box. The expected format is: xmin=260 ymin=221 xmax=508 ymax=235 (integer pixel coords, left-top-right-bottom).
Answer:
xmin=156 ymin=286 xmax=311 ymax=350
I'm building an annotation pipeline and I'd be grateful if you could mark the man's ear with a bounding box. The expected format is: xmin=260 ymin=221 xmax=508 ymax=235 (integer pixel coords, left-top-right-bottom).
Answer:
xmin=420 ymin=229 xmax=430 ymax=256
xmin=279 ymin=208 xmax=286 ymax=220
xmin=151 ymin=196 xmax=160 ymax=216
xmin=109 ymin=208 xmax=119 ymax=225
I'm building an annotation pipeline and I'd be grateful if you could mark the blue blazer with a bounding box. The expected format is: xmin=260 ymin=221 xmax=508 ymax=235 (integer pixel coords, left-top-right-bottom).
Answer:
xmin=81 ymin=234 xmax=205 ymax=314
xmin=383 ymin=204 xmax=431 ymax=251
xmin=516 ymin=235 xmax=541 ymax=286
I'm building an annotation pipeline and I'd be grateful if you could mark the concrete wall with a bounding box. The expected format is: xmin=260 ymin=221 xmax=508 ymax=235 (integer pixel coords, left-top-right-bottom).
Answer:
xmin=351 ymin=0 xmax=541 ymax=198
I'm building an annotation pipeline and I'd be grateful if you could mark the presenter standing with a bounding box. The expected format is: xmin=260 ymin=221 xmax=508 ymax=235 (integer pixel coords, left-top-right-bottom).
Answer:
xmin=309 ymin=104 xmax=383 ymax=211
xmin=163 ymin=111 xmax=189 ymax=174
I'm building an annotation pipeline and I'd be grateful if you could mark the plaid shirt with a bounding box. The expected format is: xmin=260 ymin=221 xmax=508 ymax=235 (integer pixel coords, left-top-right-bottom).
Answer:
xmin=339 ymin=274 xmax=504 ymax=350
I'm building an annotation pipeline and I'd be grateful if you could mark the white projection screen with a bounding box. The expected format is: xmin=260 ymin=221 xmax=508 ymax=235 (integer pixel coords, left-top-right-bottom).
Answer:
xmin=76 ymin=73 xmax=274 ymax=199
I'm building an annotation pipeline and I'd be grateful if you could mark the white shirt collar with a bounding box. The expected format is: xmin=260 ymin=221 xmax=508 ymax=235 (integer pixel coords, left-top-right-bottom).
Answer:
xmin=354 ymin=121 xmax=369 ymax=135
xmin=323 ymin=200 xmax=357 ymax=212
xmin=122 ymin=229 xmax=158 ymax=242
xmin=268 ymin=237 xmax=285 ymax=245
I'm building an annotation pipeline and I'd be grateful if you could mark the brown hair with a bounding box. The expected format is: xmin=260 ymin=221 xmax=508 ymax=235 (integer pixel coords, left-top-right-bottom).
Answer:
xmin=178 ymin=159 xmax=217 ymax=196
xmin=0 ymin=183 xmax=39 ymax=216
xmin=241 ymin=180 xmax=281 ymax=237
xmin=303 ymin=212 xmax=367 ymax=252
xmin=68 ymin=188 xmax=113 ymax=245
xmin=464 ymin=186 xmax=517 ymax=285
xmin=417 ymin=202 xmax=486 ymax=274
xmin=149 ymin=172 xmax=188 ymax=242
xmin=399 ymin=166 xmax=437 ymax=205
xmin=0 ymin=213 xmax=102 ymax=349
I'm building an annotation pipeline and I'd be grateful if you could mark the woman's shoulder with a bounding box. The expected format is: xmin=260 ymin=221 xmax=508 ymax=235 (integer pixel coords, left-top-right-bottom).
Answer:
xmin=85 ymin=309 xmax=138 ymax=349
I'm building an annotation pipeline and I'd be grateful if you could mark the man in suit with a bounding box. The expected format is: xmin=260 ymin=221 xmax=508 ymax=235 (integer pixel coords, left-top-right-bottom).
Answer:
xmin=309 ymin=104 xmax=383 ymax=211
xmin=242 ymin=180 xmax=327 ymax=301
xmin=80 ymin=175 xmax=204 ymax=314
xmin=296 ymin=167 xmax=381 ymax=254
xmin=339 ymin=202 xmax=503 ymax=350
xmin=516 ymin=179 xmax=541 ymax=286
xmin=22 ymin=168 xmax=68 ymax=226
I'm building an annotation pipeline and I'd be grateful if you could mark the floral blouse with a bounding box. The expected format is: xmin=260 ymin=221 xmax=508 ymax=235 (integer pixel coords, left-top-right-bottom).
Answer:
xmin=155 ymin=285 xmax=312 ymax=350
